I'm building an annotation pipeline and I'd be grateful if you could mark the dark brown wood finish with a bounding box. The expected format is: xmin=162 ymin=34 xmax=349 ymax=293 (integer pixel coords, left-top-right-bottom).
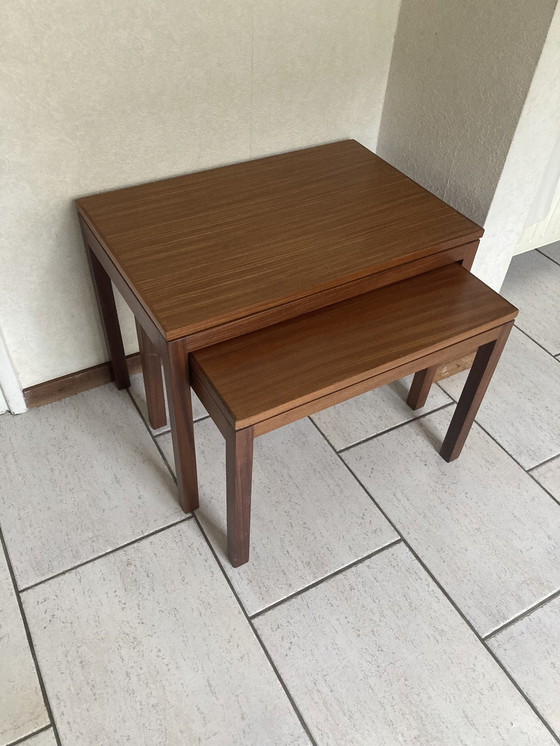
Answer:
xmin=23 ymin=354 xmax=141 ymax=408
xmin=77 ymin=140 xmax=483 ymax=341
xmin=440 ymin=321 xmax=514 ymax=462
xmin=81 ymin=221 xmax=166 ymax=349
xmin=407 ymin=366 xmax=440 ymax=411
xmin=77 ymin=141 xmax=489 ymax=529
xmin=160 ymin=339 xmax=199 ymax=513
xmin=85 ymin=245 xmax=130 ymax=389
xmin=191 ymin=264 xmax=517 ymax=566
xmin=183 ymin=242 xmax=479 ymax=352
xmin=191 ymin=264 xmax=517 ymax=430
xmin=226 ymin=426 xmax=254 ymax=567
xmin=194 ymin=326 xmax=505 ymax=439
xmin=136 ymin=320 xmax=167 ymax=430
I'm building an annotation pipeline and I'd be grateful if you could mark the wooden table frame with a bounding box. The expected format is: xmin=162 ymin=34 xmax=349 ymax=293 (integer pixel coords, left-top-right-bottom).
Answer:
xmin=82 ymin=221 xmax=200 ymax=511
xmin=77 ymin=141 xmax=484 ymax=514
xmin=81 ymin=218 xmax=481 ymax=514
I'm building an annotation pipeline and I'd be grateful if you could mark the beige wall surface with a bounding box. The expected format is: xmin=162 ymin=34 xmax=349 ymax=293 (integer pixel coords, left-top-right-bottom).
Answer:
xmin=376 ymin=0 xmax=556 ymax=229
xmin=473 ymin=3 xmax=560 ymax=289
xmin=1 ymin=0 xmax=400 ymax=388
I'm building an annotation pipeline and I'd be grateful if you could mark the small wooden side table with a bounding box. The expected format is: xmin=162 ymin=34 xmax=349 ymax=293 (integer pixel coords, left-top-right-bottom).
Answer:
xmin=76 ymin=140 xmax=483 ymax=512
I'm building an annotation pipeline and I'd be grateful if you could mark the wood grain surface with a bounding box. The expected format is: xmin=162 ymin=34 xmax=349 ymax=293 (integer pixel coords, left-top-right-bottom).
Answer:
xmin=191 ymin=263 xmax=517 ymax=429
xmin=77 ymin=140 xmax=483 ymax=340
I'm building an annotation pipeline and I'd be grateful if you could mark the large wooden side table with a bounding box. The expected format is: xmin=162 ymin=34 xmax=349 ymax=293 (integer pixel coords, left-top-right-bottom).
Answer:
xmin=76 ymin=140 xmax=484 ymax=513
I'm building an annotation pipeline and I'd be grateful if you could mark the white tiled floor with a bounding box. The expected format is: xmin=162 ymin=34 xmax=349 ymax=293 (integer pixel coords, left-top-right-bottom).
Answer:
xmin=1 ymin=248 xmax=560 ymax=745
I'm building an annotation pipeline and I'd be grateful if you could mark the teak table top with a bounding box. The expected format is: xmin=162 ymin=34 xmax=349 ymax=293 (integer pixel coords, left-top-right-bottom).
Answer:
xmin=191 ymin=263 xmax=517 ymax=429
xmin=77 ymin=139 xmax=483 ymax=341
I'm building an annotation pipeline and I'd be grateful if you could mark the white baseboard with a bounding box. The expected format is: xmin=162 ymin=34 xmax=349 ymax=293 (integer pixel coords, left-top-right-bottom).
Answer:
xmin=0 ymin=329 xmax=27 ymax=414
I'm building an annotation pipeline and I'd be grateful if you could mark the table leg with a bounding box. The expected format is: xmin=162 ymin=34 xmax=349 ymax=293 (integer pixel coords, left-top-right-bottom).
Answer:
xmin=406 ymin=365 xmax=439 ymax=410
xmin=135 ymin=320 xmax=167 ymax=430
xmin=162 ymin=339 xmax=199 ymax=513
xmin=226 ymin=426 xmax=254 ymax=567
xmin=86 ymin=246 xmax=130 ymax=389
xmin=440 ymin=321 xmax=513 ymax=462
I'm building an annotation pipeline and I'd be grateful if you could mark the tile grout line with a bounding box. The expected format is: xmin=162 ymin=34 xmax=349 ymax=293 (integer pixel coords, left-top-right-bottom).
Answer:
xmin=433 ymin=362 xmax=560 ymax=501
xmin=130 ymin=387 xmax=317 ymax=742
xmin=512 ymin=249 xmax=560 ymax=359
xmin=528 ymin=451 xmax=560 ymax=473
xmin=6 ymin=724 xmax=53 ymax=746
xmin=190 ymin=513 xmax=319 ymax=746
xmin=307 ymin=417 xmax=560 ymax=745
xmin=19 ymin=516 xmax=192 ymax=594
xmin=335 ymin=402 xmax=454 ymax=454
xmin=537 ymin=247 xmax=560 ymax=269
xmin=484 ymin=586 xmax=560 ymax=643
xmin=133 ymin=375 xmax=560 ymax=738
xmin=126 ymin=384 xmax=210 ymax=437
xmin=473 ymin=420 xmax=560 ymax=510
xmin=514 ymin=324 xmax=560 ymax=362
xmin=250 ymin=537 xmax=403 ymax=620
xmin=0 ymin=526 xmax=62 ymax=746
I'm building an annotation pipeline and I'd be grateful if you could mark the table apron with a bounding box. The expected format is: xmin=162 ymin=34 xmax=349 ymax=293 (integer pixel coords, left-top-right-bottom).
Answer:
xmin=183 ymin=241 xmax=479 ymax=351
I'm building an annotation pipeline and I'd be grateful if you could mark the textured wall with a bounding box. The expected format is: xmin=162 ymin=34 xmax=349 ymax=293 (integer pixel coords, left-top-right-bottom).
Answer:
xmin=376 ymin=0 xmax=557 ymax=229
xmin=1 ymin=0 xmax=400 ymax=387
xmin=473 ymin=4 xmax=560 ymax=289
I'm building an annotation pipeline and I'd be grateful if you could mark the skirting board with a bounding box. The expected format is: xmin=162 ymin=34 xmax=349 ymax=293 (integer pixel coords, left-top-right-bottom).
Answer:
xmin=22 ymin=352 xmax=473 ymax=410
xmin=23 ymin=353 xmax=142 ymax=408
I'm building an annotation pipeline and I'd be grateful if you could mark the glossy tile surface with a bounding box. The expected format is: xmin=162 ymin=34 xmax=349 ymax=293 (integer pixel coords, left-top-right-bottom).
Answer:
xmin=531 ymin=456 xmax=560 ymax=501
xmin=22 ymin=522 xmax=307 ymax=746
xmin=128 ymin=371 xmax=207 ymax=436
xmin=311 ymin=375 xmax=451 ymax=450
xmin=0 ymin=385 xmax=183 ymax=588
xmin=343 ymin=409 xmax=560 ymax=635
xmin=158 ymin=418 xmax=397 ymax=615
xmin=0 ymin=545 xmax=48 ymax=744
xmin=489 ymin=595 xmax=560 ymax=735
xmin=256 ymin=543 xmax=555 ymax=745
xmin=439 ymin=327 xmax=560 ymax=469
xmin=501 ymin=251 xmax=560 ymax=355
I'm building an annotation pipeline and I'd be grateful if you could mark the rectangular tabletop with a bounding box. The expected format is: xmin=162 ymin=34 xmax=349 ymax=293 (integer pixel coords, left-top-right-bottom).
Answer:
xmin=191 ymin=263 xmax=517 ymax=430
xmin=77 ymin=140 xmax=483 ymax=341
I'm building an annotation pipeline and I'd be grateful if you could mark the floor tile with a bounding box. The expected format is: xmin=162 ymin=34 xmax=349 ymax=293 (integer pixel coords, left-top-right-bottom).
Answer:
xmin=19 ymin=729 xmax=57 ymax=746
xmin=22 ymin=522 xmax=308 ymax=746
xmin=158 ymin=418 xmax=397 ymax=615
xmin=311 ymin=375 xmax=451 ymax=450
xmin=531 ymin=456 xmax=560 ymax=502
xmin=539 ymin=242 xmax=560 ymax=264
xmin=439 ymin=327 xmax=560 ymax=469
xmin=342 ymin=409 xmax=560 ymax=636
xmin=489 ymin=595 xmax=560 ymax=736
xmin=0 ymin=544 xmax=48 ymax=744
xmin=255 ymin=543 xmax=555 ymax=746
xmin=0 ymin=385 xmax=183 ymax=589
xmin=128 ymin=371 xmax=207 ymax=436
xmin=501 ymin=251 xmax=560 ymax=355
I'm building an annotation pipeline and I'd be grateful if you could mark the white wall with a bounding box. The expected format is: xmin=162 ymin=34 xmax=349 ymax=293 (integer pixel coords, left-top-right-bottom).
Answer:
xmin=1 ymin=0 xmax=400 ymax=388
xmin=474 ymin=4 xmax=560 ymax=286
xmin=0 ymin=328 xmax=27 ymax=414
xmin=514 ymin=176 xmax=560 ymax=255
xmin=376 ymin=0 xmax=557 ymax=228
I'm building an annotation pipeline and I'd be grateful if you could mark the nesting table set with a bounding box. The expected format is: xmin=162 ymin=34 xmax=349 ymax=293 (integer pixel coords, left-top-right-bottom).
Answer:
xmin=77 ymin=140 xmax=517 ymax=567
